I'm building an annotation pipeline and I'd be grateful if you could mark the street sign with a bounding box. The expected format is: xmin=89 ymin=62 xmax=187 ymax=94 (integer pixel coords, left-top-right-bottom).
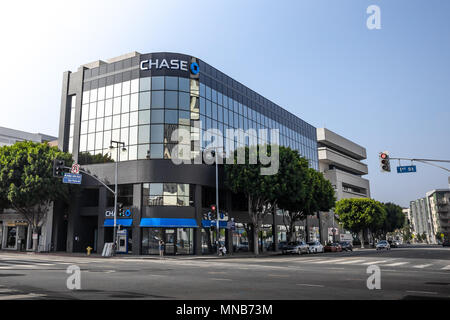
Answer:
xmin=71 ymin=163 xmax=80 ymax=174
xmin=63 ymin=173 xmax=82 ymax=184
xmin=397 ymin=165 xmax=417 ymax=173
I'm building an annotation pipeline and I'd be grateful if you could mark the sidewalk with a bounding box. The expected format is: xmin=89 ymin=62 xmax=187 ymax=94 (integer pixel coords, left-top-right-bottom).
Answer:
xmin=0 ymin=249 xmax=283 ymax=260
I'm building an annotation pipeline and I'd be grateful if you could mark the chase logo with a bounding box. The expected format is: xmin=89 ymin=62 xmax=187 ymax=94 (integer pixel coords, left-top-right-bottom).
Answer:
xmin=190 ymin=62 xmax=199 ymax=75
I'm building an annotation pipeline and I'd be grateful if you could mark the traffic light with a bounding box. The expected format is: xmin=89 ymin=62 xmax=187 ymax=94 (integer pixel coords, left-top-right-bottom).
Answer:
xmin=53 ymin=159 xmax=65 ymax=178
xmin=210 ymin=204 xmax=217 ymax=219
xmin=117 ymin=203 xmax=124 ymax=217
xmin=379 ymin=152 xmax=391 ymax=172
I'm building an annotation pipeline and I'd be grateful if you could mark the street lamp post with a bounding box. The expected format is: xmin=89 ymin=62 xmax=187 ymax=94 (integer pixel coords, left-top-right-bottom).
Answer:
xmin=109 ymin=140 xmax=126 ymax=255
xmin=211 ymin=147 xmax=224 ymax=256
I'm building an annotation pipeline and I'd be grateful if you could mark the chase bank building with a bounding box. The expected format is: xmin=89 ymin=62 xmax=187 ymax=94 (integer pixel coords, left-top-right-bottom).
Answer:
xmin=56 ymin=51 xmax=318 ymax=255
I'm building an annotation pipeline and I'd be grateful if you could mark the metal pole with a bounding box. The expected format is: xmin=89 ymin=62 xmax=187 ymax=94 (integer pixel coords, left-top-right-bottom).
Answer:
xmin=215 ymin=148 xmax=220 ymax=255
xmin=113 ymin=145 xmax=118 ymax=256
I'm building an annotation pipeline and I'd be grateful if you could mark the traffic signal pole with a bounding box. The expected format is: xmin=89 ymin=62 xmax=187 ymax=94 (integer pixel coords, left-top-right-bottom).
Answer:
xmin=215 ymin=149 xmax=220 ymax=256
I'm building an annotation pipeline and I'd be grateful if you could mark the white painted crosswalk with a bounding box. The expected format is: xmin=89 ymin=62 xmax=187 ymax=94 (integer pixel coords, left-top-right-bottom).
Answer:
xmin=0 ymin=286 xmax=46 ymax=300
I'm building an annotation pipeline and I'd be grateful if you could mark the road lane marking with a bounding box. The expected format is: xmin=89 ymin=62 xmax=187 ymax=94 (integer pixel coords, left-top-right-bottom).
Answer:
xmin=361 ymin=260 xmax=389 ymax=265
xmin=383 ymin=262 xmax=409 ymax=267
xmin=412 ymin=264 xmax=432 ymax=269
xmin=335 ymin=259 xmax=367 ymax=265
xmin=311 ymin=259 xmax=347 ymax=264
xmin=406 ymin=290 xmax=437 ymax=295
xmin=209 ymin=278 xmax=232 ymax=281
xmin=267 ymin=274 xmax=289 ymax=277
xmin=296 ymin=283 xmax=324 ymax=287
xmin=441 ymin=265 xmax=450 ymax=270
xmin=0 ymin=293 xmax=46 ymax=300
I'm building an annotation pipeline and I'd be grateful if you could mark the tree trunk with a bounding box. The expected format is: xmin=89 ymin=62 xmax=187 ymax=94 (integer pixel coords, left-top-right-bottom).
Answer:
xmin=317 ymin=212 xmax=322 ymax=244
xmin=32 ymin=226 xmax=38 ymax=252
xmin=359 ymin=230 xmax=365 ymax=248
xmin=253 ymin=226 xmax=259 ymax=255
xmin=305 ymin=217 xmax=309 ymax=242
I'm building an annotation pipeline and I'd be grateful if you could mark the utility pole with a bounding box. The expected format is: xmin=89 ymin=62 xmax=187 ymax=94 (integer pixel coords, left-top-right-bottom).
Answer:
xmin=109 ymin=140 xmax=126 ymax=256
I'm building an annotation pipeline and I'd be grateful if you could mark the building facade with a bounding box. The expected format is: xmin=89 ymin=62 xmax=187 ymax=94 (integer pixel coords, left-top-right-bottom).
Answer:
xmin=410 ymin=189 xmax=450 ymax=243
xmin=0 ymin=126 xmax=57 ymax=251
xmin=315 ymin=128 xmax=370 ymax=243
xmin=56 ymin=51 xmax=319 ymax=255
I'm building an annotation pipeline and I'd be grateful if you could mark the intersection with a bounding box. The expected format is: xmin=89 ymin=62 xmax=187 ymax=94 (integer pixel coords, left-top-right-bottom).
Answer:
xmin=0 ymin=245 xmax=449 ymax=300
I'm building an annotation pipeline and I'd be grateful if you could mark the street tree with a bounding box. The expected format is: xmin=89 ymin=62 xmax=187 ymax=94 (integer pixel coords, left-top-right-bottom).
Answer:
xmin=380 ymin=202 xmax=405 ymax=239
xmin=225 ymin=145 xmax=298 ymax=254
xmin=279 ymin=165 xmax=335 ymax=242
xmin=335 ymin=198 xmax=386 ymax=248
xmin=0 ymin=141 xmax=73 ymax=251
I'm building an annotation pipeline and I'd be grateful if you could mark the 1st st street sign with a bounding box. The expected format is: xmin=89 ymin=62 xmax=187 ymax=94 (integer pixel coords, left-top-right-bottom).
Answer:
xmin=397 ymin=165 xmax=417 ymax=173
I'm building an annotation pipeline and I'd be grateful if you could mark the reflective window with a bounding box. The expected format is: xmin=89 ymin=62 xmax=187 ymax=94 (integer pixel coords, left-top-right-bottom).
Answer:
xmin=165 ymin=110 xmax=178 ymax=124
xmin=139 ymin=77 xmax=151 ymax=91
xmin=138 ymin=110 xmax=150 ymax=125
xmin=179 ymin=77 xmax=190 ymax=92
xmin=165 ymin=91 xmax=178 ymax=109
xmin=165 ymin=76 xmax=178 ymax=90
xmin=138 ymin=125 xmax=150 ymax=144
xmin=151 ymin=91 xmax=164 ymax=108
xmin=151 ymin=110 xmax=164 ymax=123
xmin=152 ymin=76 xmax=164 ymax=90
xmin=139 ymin=92 xmax=150 ymax=110
xmin=179 ymin=92 xmax=190 ymax=110
xmin=151 ymin=124 xmax=163 ymax=143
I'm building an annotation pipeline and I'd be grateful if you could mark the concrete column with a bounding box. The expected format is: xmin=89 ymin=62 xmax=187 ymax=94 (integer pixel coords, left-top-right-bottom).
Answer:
xmin=132 ymin=183 xmax=142 ymax=255
xmin=97 ymin=187 xmax=107 ymax=254
xmin=194 ymin=184 xmax=203 ymax=255
xmin=66 ymin=192 xmax=81 ymax=253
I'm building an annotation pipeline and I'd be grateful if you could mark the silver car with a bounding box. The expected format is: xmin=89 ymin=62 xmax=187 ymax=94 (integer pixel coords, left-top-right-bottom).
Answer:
xmin=283 ymin=241 xmax=310 ymax=255
xmin=376 ymin=240 xmax=390 ymax=250
xmin=307 ymin=241 xmax=324 ymax=253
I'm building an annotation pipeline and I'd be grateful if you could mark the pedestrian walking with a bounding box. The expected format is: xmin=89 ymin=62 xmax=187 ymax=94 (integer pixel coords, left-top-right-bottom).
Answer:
xmin=159 ymin=239 xmax=165 ymax=259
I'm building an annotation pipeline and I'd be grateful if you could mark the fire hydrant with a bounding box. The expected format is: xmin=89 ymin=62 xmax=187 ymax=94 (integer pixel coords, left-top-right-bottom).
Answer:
xmin=86 ymin=246 xmax=93 ymax=256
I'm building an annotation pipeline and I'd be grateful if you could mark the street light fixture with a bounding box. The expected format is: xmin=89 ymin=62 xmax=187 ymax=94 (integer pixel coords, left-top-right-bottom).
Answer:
xmin=210 ymin=147 xmax=225 ymax=256
xmin=109 ymin=140 xmax=126 ymax=255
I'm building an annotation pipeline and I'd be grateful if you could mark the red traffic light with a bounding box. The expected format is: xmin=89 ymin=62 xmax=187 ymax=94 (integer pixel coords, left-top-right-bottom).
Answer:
xmin=380 ymin=153 xmax=387 ymax=159
xmin=211 ymin=205 xmax=216 ymax=211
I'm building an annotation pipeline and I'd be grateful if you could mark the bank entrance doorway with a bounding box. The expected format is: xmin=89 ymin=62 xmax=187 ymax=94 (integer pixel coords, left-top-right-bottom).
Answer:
xmin=141 ymin=227 xmax=194 ymax=255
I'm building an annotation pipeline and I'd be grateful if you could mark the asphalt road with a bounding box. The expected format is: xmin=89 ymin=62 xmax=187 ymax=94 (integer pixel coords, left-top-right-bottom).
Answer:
xmin=0 ymin=245 xmax=449 ymax=300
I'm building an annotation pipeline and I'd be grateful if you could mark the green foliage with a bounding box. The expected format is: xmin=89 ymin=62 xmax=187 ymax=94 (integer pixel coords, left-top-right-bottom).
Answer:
xmin=382 ymin=202 xmax=405 ymax=233
xmin=78 ymin=152 xmax=113 ymax=165
xmin=0 ymin=141 xmax=73 ymax=211
xmin=335 ymin=198 xmax=386 ymax=234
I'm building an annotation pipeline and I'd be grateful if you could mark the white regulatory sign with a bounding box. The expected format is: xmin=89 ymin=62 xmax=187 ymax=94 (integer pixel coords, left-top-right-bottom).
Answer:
xmin=71 ymin=163 xmax=80 ymax=174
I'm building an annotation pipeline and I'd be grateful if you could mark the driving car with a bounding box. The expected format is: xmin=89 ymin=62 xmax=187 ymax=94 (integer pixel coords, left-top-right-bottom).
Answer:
xmin=339 ymin=241 xmax=353 ymax=251
xmin=307 ymin=241 xmax=324 ymax=253
xmin=442 ymin=239 xmax=450 ymax=247
xmin=282 ymin=241 xmax=309 ymax=255
xmin=376 ymin=240 xmax=390 ymax=250
xmin=324 ymin=242 xmax=342 ymax=252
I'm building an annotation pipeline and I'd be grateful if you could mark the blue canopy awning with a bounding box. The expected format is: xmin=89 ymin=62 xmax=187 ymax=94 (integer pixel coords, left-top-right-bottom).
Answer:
xmin=139 ymin=218 xmax=198 ymax=228
xmin=201 ymin=220 xmax=229 ymax=228
xmin=104 ymin=219 xmax=133 ymax=227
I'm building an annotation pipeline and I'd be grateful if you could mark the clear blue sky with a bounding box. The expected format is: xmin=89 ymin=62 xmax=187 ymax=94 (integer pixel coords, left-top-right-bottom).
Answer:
xmin=1 ymin=0 xmax=449 ymax=207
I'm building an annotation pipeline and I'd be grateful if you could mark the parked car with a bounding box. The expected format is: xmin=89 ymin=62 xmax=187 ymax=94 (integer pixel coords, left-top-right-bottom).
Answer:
xmin=307 ymin=241 xmax=324 ymax=253
xmin=442 ymin=240 xmax=450 ymax=247
xmin=282 ymin=241 xmax=309 ymax=255
xmin=339 ymin=241 xmax=353 ymax=251
xmin=324 ymin=242 xmax=342 ymax=252
xmin=376 ymin=240 xmax=391 ymax=250
xmin=278 ymin=241 xmax=288 ymax=251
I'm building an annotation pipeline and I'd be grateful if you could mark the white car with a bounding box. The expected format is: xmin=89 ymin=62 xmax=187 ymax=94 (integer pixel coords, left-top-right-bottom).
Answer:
xmin=307 ymin=241 xmax=324 ymax=253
